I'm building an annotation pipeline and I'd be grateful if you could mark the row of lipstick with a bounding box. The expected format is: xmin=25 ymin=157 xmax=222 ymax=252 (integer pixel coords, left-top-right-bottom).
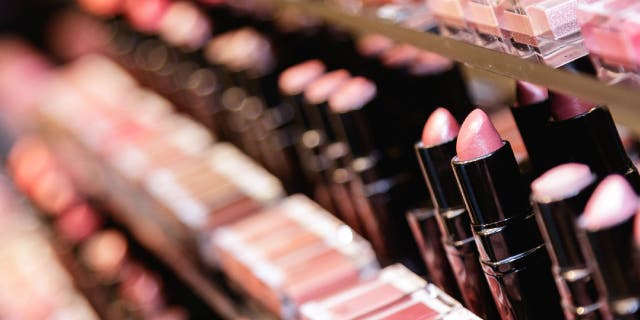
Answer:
xmin=415 ymin=97 xmax=640 ymax=319
xmin=275 ymin=53 xmax=640 ymax=318
xmin=75 ymin=5 xmax=640 ymax=318
xmin=7 ymin=136 xmax=190 ymax=320
xmin=26 ymin=2 xmax=640 ymax=319
xmin=0 ymin=45 xmax=486 ymax=319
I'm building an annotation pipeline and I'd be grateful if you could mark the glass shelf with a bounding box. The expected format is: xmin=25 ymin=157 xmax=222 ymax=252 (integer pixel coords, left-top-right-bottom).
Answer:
xmin=269 ymin=0 xmax=640 ymax=131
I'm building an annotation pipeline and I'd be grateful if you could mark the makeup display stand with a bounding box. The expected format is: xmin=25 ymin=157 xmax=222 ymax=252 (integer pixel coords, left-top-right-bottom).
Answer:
xmin=7 ymin=0 xmax=640 ymax=319
xmin=266 ymin=0 xmax=640 ymax=132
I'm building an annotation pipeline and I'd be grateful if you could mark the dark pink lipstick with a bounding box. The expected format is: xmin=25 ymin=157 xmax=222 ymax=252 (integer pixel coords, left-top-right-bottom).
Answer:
xmin=579 ymin=175 xmax=640 ymax=320
xmin=451 ymin=109 xmax=564 ymax=319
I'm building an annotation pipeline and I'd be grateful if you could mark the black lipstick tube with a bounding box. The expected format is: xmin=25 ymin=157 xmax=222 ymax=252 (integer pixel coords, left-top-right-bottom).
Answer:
xmin=406 ymin=207 xmax=463 ymax=301
xmin=452 ymin=141 xmax=564 ymax=319
xmin=415 ymin=139 xmax=499 ymax=319
xmin=510 ymin=98 xmax=560 ymax=177
xmin=551 ymin=106 xmax=640 ymax=192
xmin=329 ymin=97 xmax=421 ymax=266
xmin=532 ymin=177 xmax=605 ymax=319
xmin=580 ymin=217 xmax=640 ymax=319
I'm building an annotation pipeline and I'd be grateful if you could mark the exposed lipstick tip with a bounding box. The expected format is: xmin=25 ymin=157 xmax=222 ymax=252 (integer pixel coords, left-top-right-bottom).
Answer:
xmin=421 ymin=107 xmax=459 ymax=147
xmin=328 ymin=77 xmax=376 ymax=113
xmin=549 ymin=92 xmax=596 ymax=120
xmin=456 ymin=109 xmax=503 ymax=161
xmin=278 ymin=59 xmax=326 ymax=95
xmin=304 ymin=69 xmax=351 ymax=105
xmin=531 ymin=163 xmax=594 ymax=202
xmin=515 ymin=81 xmax=548 ymax=106
xmin=582 ymin=175 xmax=639 ymax=231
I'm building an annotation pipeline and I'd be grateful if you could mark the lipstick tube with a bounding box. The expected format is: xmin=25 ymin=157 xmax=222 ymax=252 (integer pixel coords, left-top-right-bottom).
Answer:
xmin=551 ymin=106 xmax=640 ymax=192
xmin=531 ymin=171 xmax=605 ymax=319
xmin=452 ymin=141 xmax=564 ymax=319
xmin=415 ymin=139 xmax=499 ymax=319
xmin=581 ymin=218 xmax=640 ymax=319
xmin=406 ymin=207 xmax=464 ymax=303
xmin=509 ymin=93 xmax=559 ymax=177
xmin=301 ymin=72 xmax=366 ymax=233
xmin=327 ymin=81 xmax=423 ymax=266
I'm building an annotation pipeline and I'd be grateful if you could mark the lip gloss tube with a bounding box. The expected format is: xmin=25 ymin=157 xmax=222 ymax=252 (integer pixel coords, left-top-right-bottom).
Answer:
xmin=300 ymin=263 xmax=427 ymax=320
xmin=459 ymin=0 xmax=513 ymax=52
xmin=577 ymin=0 xmax=640 ymax=85
xmin=414 ymin=108 xmax=499 ymax=318
xmin=578 ymin=175 xmax=640 ymax=320
xmin=452 ymin=109 xmax=564 ymax=319
xmin=494 ymin=0 xmax=591 ymax=67
xmin=531 ymin=163 xmax=606 ymax=319
xmin=428 ymin=0 xmax=475 ymax=42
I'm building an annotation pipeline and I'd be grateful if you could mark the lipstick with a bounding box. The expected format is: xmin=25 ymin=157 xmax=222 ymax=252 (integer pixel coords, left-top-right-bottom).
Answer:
xmin=415 ymin=108 xmax=499 ymax=318
xmin=549 ymin=92 xmax=640 ymax=192
xmin=302 ymin=70 xmax=365 ymax=231
xmin=451 ymin=109 xmax=564 ymax=319
xmin=510 ymin=81 xmax=559 ymax=176
xmin=278 ymin=60 xmax=327 ymax=197
xmin=328 ymin=77 xmax=422 ymax=267
xmin=531 ymin=163 xmax=605 ymax=319
xmin=579 ymin=175 xmax=640 ymax=319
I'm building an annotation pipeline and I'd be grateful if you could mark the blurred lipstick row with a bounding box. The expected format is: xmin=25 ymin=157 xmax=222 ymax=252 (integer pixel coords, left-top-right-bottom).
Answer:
xmin=7 ymin=136 xmax=189 ymax=320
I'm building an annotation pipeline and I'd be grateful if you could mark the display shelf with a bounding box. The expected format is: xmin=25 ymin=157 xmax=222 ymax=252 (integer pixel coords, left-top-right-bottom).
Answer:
xmin=268 ymin=0 xmax=640 ymax=131
xmin=36 ymin=119 xmax=275 ymax=320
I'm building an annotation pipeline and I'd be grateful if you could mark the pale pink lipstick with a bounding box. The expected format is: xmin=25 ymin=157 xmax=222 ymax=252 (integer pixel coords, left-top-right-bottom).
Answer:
xmin=579 ymin=175 xmax=640 ymax=319
xmin=421 ymin=107 xmax=459 ymax=147
xmin=279 ymin=60 xmax=326 ymax=97
xmin=452 ymin=109 xmax=563 ymax=318
xmin=530 ymin=163 xmax=604 ymax=319
xmin=455 ymin=109 xmax=503 ymax=161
